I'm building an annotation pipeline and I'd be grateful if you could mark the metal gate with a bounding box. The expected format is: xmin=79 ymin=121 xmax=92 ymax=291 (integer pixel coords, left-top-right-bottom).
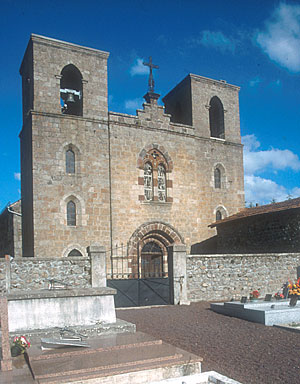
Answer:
xmin=106 ymin=242 xmax=171 ymax=307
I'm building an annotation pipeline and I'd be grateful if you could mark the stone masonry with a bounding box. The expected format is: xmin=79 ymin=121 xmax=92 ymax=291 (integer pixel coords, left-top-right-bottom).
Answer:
xmin=17 ymin=34 xmax=244 ymax=264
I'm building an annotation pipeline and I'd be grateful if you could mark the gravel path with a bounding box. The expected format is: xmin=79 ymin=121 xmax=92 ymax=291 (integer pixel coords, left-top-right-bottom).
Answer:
xmin=117 ymin=302 xmax=300 ymax=384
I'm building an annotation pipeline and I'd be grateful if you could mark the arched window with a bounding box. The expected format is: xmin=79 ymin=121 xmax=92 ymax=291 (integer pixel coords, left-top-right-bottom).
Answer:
xmin=209 ymin=96 xmax=225 ymax=139
xmin=60 ymin=64 xmax=83 ymax=116
xmin=68 ymin=249 xmax=82 ymax=256
xmin=214 ymin=168 xmax=221 ymax=189
xmin=67 ymin=201 xmax=76 ymax=226
xmin=157 ymin=164 xmax=166 ymax=202
xmin=66 ymin=149 xmax=75 ymax=173
xmin=144 ymin=162 xmax=153 ymax=201
xmin=216 ymin=210 xmax=222 ymax=221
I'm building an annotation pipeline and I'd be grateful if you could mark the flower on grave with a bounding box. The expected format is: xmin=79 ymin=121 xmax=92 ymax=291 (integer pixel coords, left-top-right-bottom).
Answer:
xmin=288 ymin=278 xmax=300 ymax=297
xmin=11 ymin=335 xmax=31 ymax=357
xmin=274 ymin=292 xmax=284 ymax=300
xmin=250 ymin=290 xmax=260 ymax=299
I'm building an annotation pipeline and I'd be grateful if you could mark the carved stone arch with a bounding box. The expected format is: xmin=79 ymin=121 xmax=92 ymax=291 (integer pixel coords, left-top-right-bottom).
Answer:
xmin=128 ymin=221 xmax=184 ymax=257
xmin=62 ymin=243 xmax=87 ymax=257
xmin=128 ymin=221 xmax=184 ymax=279
xmin=137 ymin=144 xmax=173 ymax=172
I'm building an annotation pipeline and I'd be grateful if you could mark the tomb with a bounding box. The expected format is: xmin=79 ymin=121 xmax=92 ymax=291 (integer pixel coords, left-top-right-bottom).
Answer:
xmin=211 ymin=299 xmax=300 ymax=326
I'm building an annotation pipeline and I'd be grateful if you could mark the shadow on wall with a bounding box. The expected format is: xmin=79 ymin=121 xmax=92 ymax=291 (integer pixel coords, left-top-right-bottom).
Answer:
xmin=191 ymin=236 xmax=218 ymax=254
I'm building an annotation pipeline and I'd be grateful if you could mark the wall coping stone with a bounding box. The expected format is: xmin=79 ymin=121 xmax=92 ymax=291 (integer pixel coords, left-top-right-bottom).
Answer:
xmin=3 ymin=287 xmax=116 ymax=301
xmin=188 ymin=253 xmax=300 ymax=259
xmin=0 ymin=257 xmax=90 ymax=262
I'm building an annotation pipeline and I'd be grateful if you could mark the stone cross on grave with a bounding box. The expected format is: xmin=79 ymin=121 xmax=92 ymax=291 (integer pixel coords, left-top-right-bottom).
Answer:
xmin=143 ymin=57 xmax=159 ymax=93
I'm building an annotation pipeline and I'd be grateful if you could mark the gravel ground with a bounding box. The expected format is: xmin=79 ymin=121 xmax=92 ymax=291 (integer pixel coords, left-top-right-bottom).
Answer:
xmin=117 ymin=301 xmax=300 ymax=384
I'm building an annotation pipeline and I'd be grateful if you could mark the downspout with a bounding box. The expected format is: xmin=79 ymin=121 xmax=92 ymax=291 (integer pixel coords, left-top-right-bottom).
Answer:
xmin=8 ymin=207 xmax=22 ymax=217
xmin=107 ymin=112 xmax=114 ymax=277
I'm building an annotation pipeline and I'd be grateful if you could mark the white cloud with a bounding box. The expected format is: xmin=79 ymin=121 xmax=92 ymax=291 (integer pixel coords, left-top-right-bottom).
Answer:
xmin=249 ymin=77 xmax=261 ymax=87
xmin=242 ymin=134 xmax=300 ymax=175
xmin=124 ymin=98 xmax=143 ymax=111
xmin=256 ymin=3 xmax=300 ymax=72
xmin=14 ymin=172 xmax=21 ymax=181
xmin=130 ymin=58 xmax=148 ymax=76
xmin=242 ymin=134 xmax=300 ymax=205
xmin=245 ymin=175 xmax=288 ymax=204
xmin=198 ymin=30 xmax=235 ymax=53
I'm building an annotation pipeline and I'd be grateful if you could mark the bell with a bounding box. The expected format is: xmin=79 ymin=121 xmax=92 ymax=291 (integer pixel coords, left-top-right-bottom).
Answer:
xmin=66 ymin=92 xmax=75 ymax=103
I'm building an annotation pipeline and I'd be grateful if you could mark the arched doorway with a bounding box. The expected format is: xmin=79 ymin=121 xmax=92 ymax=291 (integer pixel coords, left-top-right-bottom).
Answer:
xmin=141 ymin=241 xmax=163 ymax=278
xmin=107 ymin=222 xmax=184 ymax=307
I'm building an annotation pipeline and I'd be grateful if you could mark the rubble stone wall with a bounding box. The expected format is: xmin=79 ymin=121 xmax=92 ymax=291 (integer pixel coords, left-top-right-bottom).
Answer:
xmin=0 ymin=257 xmax=91 ymax=293
xmin=187 ymin=253 xmax=300 ymax=302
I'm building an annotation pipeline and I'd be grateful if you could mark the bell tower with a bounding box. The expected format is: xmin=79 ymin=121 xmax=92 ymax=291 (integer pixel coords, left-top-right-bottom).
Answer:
xmin=19 ymin=35 xmax=110 ymax=257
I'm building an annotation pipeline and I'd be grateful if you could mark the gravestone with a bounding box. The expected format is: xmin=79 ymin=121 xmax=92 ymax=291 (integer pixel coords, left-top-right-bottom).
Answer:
xmin=264 ymin=294 xmax=272 ymax=302
xmin=283 ymin=282 xmax=289 ymax=299
xmin=289 ymin=296 xmax=298 ymax=307
xmin=240 ymin=296 xmax=247 ymax=303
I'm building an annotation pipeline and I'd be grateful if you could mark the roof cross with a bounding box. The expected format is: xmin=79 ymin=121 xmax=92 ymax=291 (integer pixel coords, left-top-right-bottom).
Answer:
xmin=143 ymin=56 xmax=159 ymax=93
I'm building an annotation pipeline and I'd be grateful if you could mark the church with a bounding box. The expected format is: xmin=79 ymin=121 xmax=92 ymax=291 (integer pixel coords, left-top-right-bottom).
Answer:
xmin=2 ymin=34 xmax=244 ymax=275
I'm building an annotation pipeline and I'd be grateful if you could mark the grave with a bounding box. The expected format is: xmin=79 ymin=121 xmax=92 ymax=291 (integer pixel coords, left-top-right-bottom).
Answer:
xmin=6 ymin=287 xmax=117 ymax=332
xmin=211 ymin=299 xmax=300 ymax=326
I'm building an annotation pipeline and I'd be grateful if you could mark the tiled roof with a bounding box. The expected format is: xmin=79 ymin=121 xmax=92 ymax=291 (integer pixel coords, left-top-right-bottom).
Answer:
xmin=210 ymin=197 xmax=300 ymax=228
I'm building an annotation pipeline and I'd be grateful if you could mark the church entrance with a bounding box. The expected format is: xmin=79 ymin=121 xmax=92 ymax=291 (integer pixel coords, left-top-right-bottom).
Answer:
xmin=107 ymin=222 xmax=183 ymax=307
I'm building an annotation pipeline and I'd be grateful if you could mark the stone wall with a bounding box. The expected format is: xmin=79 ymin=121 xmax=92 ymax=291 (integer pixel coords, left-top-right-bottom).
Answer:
xmin=187 ymin=253 xmax=300 ymax=302
xmin=0 ymin=257 xmax=91 ymax=293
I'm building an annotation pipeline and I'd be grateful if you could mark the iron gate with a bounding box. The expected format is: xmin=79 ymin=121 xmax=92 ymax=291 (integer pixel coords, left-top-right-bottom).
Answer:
xmin=106 ymin=242 xmax=171 ymax=307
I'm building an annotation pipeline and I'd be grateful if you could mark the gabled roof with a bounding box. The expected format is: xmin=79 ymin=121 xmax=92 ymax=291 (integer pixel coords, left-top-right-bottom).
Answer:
xmin=210 ymin=197 xmax=300 ymax=228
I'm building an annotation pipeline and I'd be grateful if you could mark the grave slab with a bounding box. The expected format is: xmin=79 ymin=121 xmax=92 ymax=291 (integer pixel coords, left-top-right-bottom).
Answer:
xmin=211 ymin=299 xmax=300 ymax=326
xmin=26 ymin=331 xmax=202 ymax=384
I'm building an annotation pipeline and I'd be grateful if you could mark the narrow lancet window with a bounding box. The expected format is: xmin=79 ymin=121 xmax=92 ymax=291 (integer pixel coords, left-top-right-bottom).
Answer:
xmin=157 ymin=164 xmax=166 ymax=202
xmin=216 ymin=210 xmax=222 ymax=221
xmin=144 ymin=163 xmax=153 ymax=201
xmin=214 ymin=168 xmax=221 ymax=189
xmin=67 ymin=201 xmax=76 ymax=226
xmin=66 ymin=149 xmax=75 ymax=173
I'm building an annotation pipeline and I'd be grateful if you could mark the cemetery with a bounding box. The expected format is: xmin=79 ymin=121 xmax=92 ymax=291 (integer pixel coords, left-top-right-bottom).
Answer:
xmin=1 ymin=33 xmax=300 ymax=384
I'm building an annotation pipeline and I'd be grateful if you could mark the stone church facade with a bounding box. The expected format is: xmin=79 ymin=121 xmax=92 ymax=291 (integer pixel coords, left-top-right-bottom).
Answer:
xmin=15 ymin=34 xmax=244 ymax=263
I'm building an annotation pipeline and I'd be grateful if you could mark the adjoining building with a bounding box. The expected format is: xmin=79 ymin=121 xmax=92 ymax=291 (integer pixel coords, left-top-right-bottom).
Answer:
xmin=209 ymin=197 xmax=300 ymax=253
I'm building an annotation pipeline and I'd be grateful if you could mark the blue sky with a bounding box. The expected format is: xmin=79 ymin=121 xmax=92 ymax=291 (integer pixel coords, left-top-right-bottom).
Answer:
xmin=1 ymin=0 xmax=300 ymax=210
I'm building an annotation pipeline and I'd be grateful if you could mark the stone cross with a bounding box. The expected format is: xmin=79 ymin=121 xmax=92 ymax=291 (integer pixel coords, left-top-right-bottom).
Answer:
xmin=0 ymin=296 xmax=12 ymax=371
xmin=143 ymin=57 xmax=159 ymax=93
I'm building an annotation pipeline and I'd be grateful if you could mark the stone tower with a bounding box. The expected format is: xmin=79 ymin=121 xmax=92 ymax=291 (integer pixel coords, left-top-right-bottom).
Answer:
xmin=19 ymin=34 xmax=110 ymax=257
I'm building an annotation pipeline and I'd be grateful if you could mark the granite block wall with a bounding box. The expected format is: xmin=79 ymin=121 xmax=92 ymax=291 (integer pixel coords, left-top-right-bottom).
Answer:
xmin=187 ymin=253 xmax=300 ymax=302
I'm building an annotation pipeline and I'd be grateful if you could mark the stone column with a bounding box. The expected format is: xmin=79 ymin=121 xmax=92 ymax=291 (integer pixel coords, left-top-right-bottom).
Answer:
xmin=0 ymin=297 xmax=12 ymax=371
xmin=168 ymin=244 xmax=190 ymax=305
xmin=87 ymin=244 xmax=106 ymax=287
